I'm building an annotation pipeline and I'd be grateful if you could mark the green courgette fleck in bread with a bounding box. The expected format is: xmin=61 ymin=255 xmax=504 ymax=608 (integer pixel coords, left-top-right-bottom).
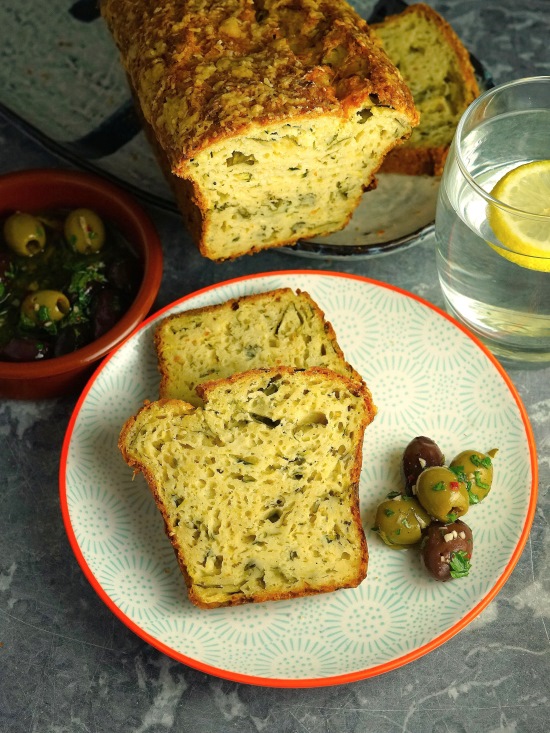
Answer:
xmin=372 ymin=3 xmax=480 ymax=176
xmin=119 ymin=366 xmax=375 ymax=609
xmin=155 ymin=288 xmax=363 ymax=406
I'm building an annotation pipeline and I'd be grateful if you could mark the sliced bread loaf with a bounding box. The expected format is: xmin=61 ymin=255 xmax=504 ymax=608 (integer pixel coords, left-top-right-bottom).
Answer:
xmin=119 ymin=366 xmax=375 ymax=609
xmin=155 ymin=288 xmax=362 ymax=406
xmin=101 ymin=0 xmax=418 ymax=260
xmin=372 ymin=3 xmax=480 ymax=175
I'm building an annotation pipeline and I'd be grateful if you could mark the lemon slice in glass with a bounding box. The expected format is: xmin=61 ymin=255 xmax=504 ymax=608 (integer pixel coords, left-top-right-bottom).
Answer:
xmin=487 ymin=160 xmax=550 ymax=271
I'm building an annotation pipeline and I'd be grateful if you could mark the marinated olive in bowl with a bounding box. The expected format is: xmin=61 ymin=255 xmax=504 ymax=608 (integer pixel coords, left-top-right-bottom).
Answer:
xmin=0 ymin=168 xmax=163 ymax=400
xmin=4 ymin=212 xmax=47 ymax=256
xmin=0 ymin=208 xmax=141 ymax=362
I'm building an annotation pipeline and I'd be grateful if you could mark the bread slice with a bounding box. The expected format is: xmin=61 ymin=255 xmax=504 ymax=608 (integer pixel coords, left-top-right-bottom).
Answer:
xmin=119 ymin=366 xmax=375 ymax=608
xmin=372 ymin=3 xmax=480 ymax=175
xmin=101 ymin=0 xmax=419 ymax=260
xmin=155 ymin=288 xmax=362 ymax=406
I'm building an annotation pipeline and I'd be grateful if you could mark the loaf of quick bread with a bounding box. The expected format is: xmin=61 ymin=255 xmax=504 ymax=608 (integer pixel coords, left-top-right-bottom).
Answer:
xmin=101 ymin=0 xmax=419 ymax=260
xmin=119 ymin=367 xmax=375 ymax=608
xmin=155 ymin=288 xmax=362 ymax=405
xmin=372 ymin=3 xmax=480 ymax=175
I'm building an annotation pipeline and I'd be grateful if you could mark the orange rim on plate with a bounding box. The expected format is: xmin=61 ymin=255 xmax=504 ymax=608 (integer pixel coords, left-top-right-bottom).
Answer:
xmin=59 ymin=270 xmax=538 ymax=687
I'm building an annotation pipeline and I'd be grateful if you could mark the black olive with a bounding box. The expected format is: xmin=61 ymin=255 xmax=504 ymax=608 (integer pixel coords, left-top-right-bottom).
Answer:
xmin=402 ymin=436 xmax=445 ymax=494
xmin=0 ymin=253 xmax=11 ymax=304
xmin=0 ymin=251 xmax=10 ymax=274
xmin=54 ymin=325 xmax=83 ymax=357
xmin=91 ymin=286 xmax=121 ymax=339
xmin=0 ymin=336 xmax=52 ymax=361
xmin=421 ymin=520 xmax=473 ymax=581
xmin=106 ymin=257 xmax=141 ymax=293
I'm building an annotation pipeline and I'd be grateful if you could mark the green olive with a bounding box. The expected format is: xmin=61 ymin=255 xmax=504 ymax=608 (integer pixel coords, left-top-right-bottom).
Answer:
xmin=3 ymin=212 xmax=46 ymax=256
xmin=374 ymin=495 xmax=431 ymax=549
xmin=64 ymin=209 xmax=105 ymax=254
xmin=415 ymin=466 xmax=469 ymax=522
xmin=21 ymin=290 xmax=71 ymax=325
xmin=449 ymin=449 xmax=497 ymax=505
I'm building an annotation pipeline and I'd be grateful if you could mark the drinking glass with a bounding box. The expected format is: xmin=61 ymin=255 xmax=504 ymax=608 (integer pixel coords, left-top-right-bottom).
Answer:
xmin=435 ymin=76 xmax=550 ymax=364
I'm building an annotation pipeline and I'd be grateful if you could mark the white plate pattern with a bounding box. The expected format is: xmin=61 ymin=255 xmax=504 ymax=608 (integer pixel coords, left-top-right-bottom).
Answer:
xmin=61 ymin=272 xmax=536 ymax=686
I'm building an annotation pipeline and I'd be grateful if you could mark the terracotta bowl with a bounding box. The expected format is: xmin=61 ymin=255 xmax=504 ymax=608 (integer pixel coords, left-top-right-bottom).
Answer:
xmin=0 ymin=168 xmax=163 ymax=399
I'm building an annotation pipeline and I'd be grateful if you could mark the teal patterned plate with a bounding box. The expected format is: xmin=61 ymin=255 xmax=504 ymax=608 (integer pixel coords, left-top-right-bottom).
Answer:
xmin=60 ymin=271 xmax=537 ymax=687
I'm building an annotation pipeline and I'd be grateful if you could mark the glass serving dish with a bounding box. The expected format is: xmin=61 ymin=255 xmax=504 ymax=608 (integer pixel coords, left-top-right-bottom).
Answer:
xmin=0 ymin=0 xmax=492 ymax=258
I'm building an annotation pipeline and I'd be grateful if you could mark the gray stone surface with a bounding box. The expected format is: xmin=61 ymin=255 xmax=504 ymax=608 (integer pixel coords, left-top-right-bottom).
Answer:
xmin=1 ymin=2 xmax=549 ymax=732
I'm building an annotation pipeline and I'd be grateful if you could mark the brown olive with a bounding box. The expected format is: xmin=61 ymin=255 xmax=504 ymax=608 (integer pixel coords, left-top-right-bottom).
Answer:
xmin=106 ymin=257 xmax=142 ymax=293
xmin=415 ymin=465 xmax=469 ymax=522
xmin=402 ymin=436 xmax=445 ymax=494
xmin=421 ymin=520 xmax=473 ymax=581
xmin=0 ymin=336 xmax=52 ymax=361
xmin=91 ymin=286 xmax=120 ymax=338
xmin=65 ymin=209 xmax=105 ymax=254
xmin=449 ymin=449 xmax=497 ymax=505
xmin=3 ymin=212 xmax=47 ymax=257
xmin=21 ymin=290 xmax=71 ymax=325
xmin=374 ymin=495 xmax=431 ymax=549
xmin=53 ymin=325 xmax=81 ymax=357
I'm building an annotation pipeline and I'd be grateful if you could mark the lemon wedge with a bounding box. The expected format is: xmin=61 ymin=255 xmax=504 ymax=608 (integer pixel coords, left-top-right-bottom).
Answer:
xmin=487 ymin=160 xmax=550 ymax=271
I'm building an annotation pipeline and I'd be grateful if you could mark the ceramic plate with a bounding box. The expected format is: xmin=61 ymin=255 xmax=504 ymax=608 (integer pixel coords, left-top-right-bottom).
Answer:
xmin=0 ymin=0 xmax=492 ymax=259
xmin=60 ymin=272 xmax=537 ymax=687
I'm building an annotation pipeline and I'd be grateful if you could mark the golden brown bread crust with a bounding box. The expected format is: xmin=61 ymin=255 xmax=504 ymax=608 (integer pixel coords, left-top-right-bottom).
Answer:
xmin=379 ymin=144 xmax=449 ymax=177
xmin=118 ymin=397 xmax=199 ymax=600
xmin=373 ymin=3 xmax=480 ymax=176
xmin=101 ymin=0 xmax=417 ymax=174
xmin=102 ymin=0 xmax=419 ymax=259
xmin=135 ymin=100 xmax=207 ymax=251
xmin=154 ymin=287 xmax=365 ymax=400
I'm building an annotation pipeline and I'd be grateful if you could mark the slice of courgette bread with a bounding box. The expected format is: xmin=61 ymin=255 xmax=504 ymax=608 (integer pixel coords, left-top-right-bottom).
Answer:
xmin=372 ymin=3 xmax=480 ymax=176
xmin=119 ymin=366 xmax=376 ymax=608
xmin=155 ymin=288 xmax=363 ymax=406
xmin=101 ymin=0 xmax=419 ymax=260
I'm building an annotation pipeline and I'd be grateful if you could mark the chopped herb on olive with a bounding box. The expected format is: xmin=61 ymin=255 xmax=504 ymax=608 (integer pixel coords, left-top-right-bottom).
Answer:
xmin=421 ymin=520 xmax=473 ymax=581
xmin=467 ymin=489 xmax=480 ymax=505
xmin=65 ymin=209 xmax=106 ymax=254
xmin=415 ymin=466 xmax=469 ymax=522
xmin=374 ymin=496 xmax=431 ymax=550
xmin=449 ymin=449 xmax=496 ymax=504
xmin=449 ymin=550 xmax=472 ymax=579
